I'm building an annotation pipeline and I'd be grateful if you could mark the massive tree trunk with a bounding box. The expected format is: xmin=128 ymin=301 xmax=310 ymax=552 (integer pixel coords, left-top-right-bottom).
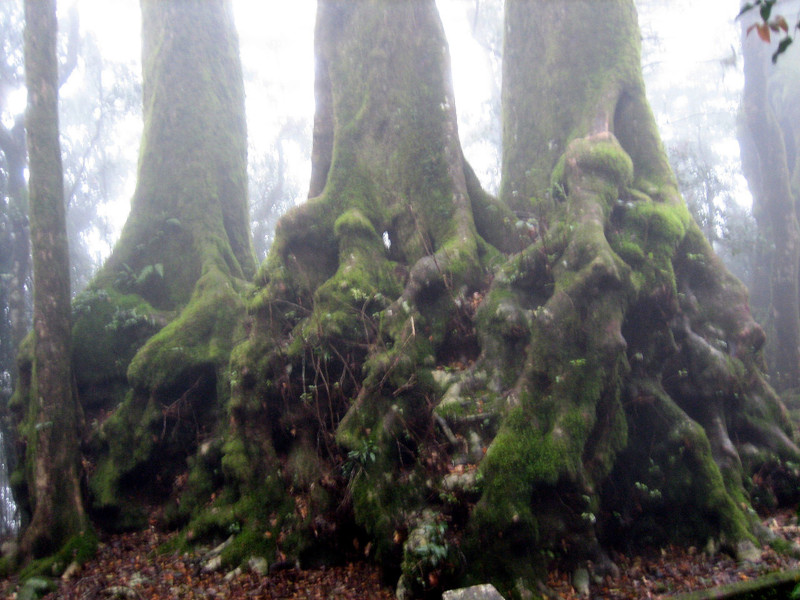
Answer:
xmin=739 ymin=28 xmax=800 ymax=393
xmin=58 ymin=0 xmax=255 ymax=529
xmin=19 ymin=0 xmax=796 ymax=596
xmin=16 ymin=0 xmax=89 ymax=559
xmin=214 ymin=0 xmax=799 ymax=597
xmin=463 ymin=0 xmax=798 ymax=589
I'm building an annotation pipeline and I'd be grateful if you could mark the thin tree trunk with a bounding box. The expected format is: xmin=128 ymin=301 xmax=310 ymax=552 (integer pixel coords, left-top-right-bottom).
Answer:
xmin=0 ymin=118 xmax=32 ymax=386
xmin=20 ymin=0 xmax=88 ymax=558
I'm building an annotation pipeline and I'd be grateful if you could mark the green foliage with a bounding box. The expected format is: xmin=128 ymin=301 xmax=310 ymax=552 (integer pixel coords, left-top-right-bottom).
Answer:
xmin=401 ymin=519 xmax=451 ymax=589
xmin=71 ymin=288 xmax=161 ymax=404
xmin=342 ymin=438 xmax=378 ymax=480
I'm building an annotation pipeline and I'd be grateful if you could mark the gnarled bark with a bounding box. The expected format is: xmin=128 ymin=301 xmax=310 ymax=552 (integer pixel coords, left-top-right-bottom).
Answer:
xmin=463 ymin=1 xmax=799 ymax=592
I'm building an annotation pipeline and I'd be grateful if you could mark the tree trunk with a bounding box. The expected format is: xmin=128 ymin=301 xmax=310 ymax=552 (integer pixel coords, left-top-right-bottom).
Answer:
xmin=65 ymin=0 xmax=255 ymax=528
xmin=18 ymin=0 xmax=88 ymax=559
xmin=463 ymin=0 xmax=798 ymax=590
xmin=739 ymin=29 xmax=800 ymax=393
xmin=219 ymin=0 xmax=788 ymax=596
xmin=0 ymin=117 xmax=32 ymax=389
xmin=43 ymin=0 xmax=800 ymax=597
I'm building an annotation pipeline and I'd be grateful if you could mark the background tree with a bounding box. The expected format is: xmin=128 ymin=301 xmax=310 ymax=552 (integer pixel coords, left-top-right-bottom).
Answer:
xmin=739 ymin=22 xmax=800 ymax=392
xmin=464 ymin=0 xmax=792 ymax=589
xmin=1 ymin=0 xmax=139 ymax=546
xmin=249 ymin=117 xmax=310 ymax=261
xmin=1 ymin=0 xmax=133 ymax=398
xmin=668 ymin=141 xmax=758 ymax=284
xmin=0 ymin=1 xmax=30 ymax=403
xmin=16 ymin=0 xmax=89 ymax=559
xmin=60 ymin=33 xmax=141 ymax=293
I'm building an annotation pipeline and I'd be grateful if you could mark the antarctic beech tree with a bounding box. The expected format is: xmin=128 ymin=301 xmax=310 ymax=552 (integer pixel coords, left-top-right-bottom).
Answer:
xmin=464 ymin=1 xmax=798 ymax=588
xmin=222 ymin=0 xmax=799 ymax=596
xmin=15 ymin=0 xmax=89 ymax=559
xmin=11 ymin=0 xmax=796 ymax=595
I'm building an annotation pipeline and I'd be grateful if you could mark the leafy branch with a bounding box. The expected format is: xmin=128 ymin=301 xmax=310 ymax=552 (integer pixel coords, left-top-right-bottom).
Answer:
xmin=739 ymin=0 xmax=797 ymax=62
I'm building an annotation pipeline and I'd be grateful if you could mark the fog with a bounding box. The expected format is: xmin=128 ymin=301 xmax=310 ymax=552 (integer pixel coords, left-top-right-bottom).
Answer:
xmin=49 ymin=0 xmax=747 ymax=270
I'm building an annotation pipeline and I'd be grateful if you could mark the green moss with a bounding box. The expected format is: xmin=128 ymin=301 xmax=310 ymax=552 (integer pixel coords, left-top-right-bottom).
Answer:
xmin=71 ymin=288 xmax=163 ymax=408
xmin=479 ymin=404 xmax=581 ymax=504
xmin=220 ymin=528 xmax=277 ymax=568
xmin=350 ymin=464 xmax=419 ymax=559
xmin=221 ymin=437 xmax=257 ymax=484
xmin=127 ymin=266 xmax=248 ymax=394
xmin=18 ymin=530 xmax=98 ymax=579
xmin=566 ymin=135 xmax=634 ymax=188
xmin=627 ymin=200 xmax=691 ymax=249
xmin=609 ymin=380 xmax=756 ymax=548
xmin=608 ymin=234 xmax=645 ymax=265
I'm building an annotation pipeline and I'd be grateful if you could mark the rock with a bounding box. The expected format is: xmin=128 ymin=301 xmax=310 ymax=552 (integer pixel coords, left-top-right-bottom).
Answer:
xmin=442 ymin=583 xmax=506 ymax=600
xmin=104 ymin=586 xmax=138 ymax=599
xmin=224 ymin=566 xmax=243 ymax=581
xmin=202 ymin=554 xmax=223 ymax=572
xmin=61 ymin=561 xmax=80 ymax=581
xmin=736 ymin=540 xmax=762 ymax=563
xmin=17 ymin=577 xmax=57 ymax=600
xmin=572 ymin=567 xmax=590 ymax=597
xmin=248 ymin=556 xmax=269 ymax=576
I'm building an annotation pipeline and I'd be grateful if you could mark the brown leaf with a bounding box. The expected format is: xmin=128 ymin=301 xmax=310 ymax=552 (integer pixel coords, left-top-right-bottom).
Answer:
xmin=757 ymin=22 xmax=772 ymax=42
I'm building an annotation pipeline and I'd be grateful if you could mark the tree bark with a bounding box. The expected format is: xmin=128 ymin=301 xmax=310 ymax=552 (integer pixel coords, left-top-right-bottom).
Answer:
xmin=19 ymin=0 xmax=88 ymax=559
xmin=463 ymin=1 xmax=797 ymax=590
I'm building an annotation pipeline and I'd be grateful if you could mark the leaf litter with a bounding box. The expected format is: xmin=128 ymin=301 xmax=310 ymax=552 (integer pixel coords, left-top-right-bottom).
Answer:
xmin=1 ymin=510 xmax=800 ymax=599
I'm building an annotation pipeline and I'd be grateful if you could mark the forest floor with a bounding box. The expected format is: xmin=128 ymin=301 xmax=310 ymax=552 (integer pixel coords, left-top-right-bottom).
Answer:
xmin=1 ymin=510 xmax=799 ymax=599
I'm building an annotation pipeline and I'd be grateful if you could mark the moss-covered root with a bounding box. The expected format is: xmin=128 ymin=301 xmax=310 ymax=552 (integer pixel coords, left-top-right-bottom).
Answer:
xmin=663 ymin=226 xmax=800 ymax=536
xmin=86 ymin=266 xmax=250 ymax=526
xmin=609 ymin=379 xmax=756 ymax=555
xmin=672 ymin=227 xmax=800 ymax=462
xmin=464 ymin=134 xmax=636 ymax=588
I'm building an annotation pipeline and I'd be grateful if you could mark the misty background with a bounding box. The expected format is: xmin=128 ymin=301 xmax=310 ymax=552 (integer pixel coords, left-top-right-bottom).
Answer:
xmin=4 ymin=0 xmax=753 ymax=285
